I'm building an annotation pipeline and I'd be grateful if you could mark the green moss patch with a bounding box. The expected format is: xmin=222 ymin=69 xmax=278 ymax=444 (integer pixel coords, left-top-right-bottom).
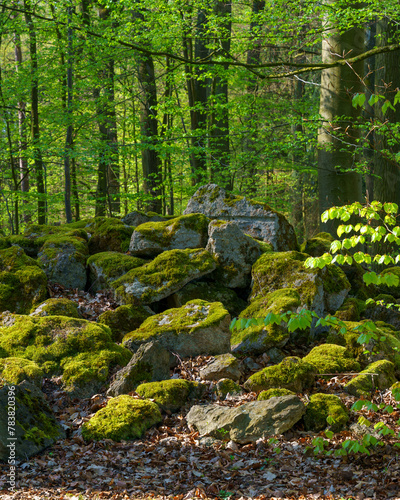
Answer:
xmin=214 ymin=378 xmax=243 ymax=399
xmin=30 ymin=298 xmax=81 ymax=318
xmin=304 ymin=393 xmax=349 ymax=432
xmin=81 ymin=396 xmax=162 ymax=441
xmin=345 ymin=360 xmax=397 ymax=397
xmin=88 ymin=218 xmax=134 ymax=254
xmin=300 ymin=232 xmax=334 ymax=257
xmin=257 ymin=388 xmax=295 ymax=400
xmin=0 ymin=357 xmax=43 ymax=386
xmin=244 ymin=356 xmax=317 ymax=393
xmin=136 ymin=379 xmax=205 ymax=412
xmin=303 ymin=344 xmax=360 ymax=375
xmin=98 ymin=304 xmax=153 ymax=342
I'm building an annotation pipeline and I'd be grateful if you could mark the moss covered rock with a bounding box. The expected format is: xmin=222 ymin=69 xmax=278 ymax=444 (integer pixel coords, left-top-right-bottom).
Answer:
xmin=303 ymin=344 xmax=360 ymax=375
xmin=98 ymin=304 xmax=153 ymax=343
xmin=168 ymin=281 xmax=247 ymax=317
xmin=243 ymin=356 xmax=317 ymax=393
xmin=81 ymin=396 xmax=162 ymax=441
xmin=87 ymin=251 xmax=148 ymax=293
xmin=199 ymin=353 xmax=242 ymax=382
xmin=363 ymin=295 xmax=400 ymax=330
xmin=136 ymin=379 xmax=205 ymax=412
xmin=335 ymin=297 xmax=364 ymax=321
xmin=87 ymin=218 xmax=134 ymax=255
xmin=0 ymin=314 xmax=131 ymax=396
xmin=0 ymin=357 xmax=43 ymax=386
xmin=123 ymin=300 xmax=231 ymax=358
xmin=38 ymin=235 xmax=89 ymax=290
xmin=300 ymin=232 xmax=334 ymax=257
xmin=214 ymin=378 xmax=243 ymax=399
xmin=257 ymin=388 xmax=295 ymax=401
xmin=231 ymin=288 xmax=301 ymax=356
xmin=30 ymin=298 xmax=81 ymax=318
xmin=184 ymin=184 xmax=298 ymax=251
xmin=129 ymin=213 xmax=209 ymax=257
xmin=251 ymin=251 xmax=350 ymax=320
xmin=0 ymin=246 xmax=48 ymax=314
xmin=304 ymin=393 xmax=349 ymax=432
xmin=0 ymin=381 xmax=65 ymax=461
xmin=345 ymin=360 xmax=397 ymax=397
xmin=112 ymin=248 xmax=217 ymax=305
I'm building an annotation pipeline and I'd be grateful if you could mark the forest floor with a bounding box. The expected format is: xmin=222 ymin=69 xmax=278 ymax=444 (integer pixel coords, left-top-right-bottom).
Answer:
xmin=1 ymin=287 xmax=400 ymax=500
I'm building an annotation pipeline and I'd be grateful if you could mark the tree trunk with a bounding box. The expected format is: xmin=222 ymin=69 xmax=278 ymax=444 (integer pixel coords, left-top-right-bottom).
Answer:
xmin=318 ymin=1 xmax=364 ymax=235
xmin=24 ymin=0 xmax=46 ymax=224
xmin=209 ymin=1 xmax=232 ymax=190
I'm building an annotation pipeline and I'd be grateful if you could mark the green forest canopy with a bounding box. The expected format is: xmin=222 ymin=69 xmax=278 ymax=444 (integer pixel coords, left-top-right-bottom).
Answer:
xmin=0 ymin=0 xmax=399 ymax=240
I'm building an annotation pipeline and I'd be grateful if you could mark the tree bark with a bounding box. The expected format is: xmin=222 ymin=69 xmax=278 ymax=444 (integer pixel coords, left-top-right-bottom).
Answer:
xmin=318 ymin=1 xmax=364 ymax=235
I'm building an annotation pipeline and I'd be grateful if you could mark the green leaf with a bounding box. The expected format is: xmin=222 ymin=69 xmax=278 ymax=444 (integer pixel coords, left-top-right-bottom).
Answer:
xmin=352 ymin=93 xmax=366 ymax=108
xmin=382 ymin=99 xmax=396 ymax=115
xmin=368 ymin=94 xmax=380 ymax=106
xmin=330 ymin=240 xmax=342 ymax=253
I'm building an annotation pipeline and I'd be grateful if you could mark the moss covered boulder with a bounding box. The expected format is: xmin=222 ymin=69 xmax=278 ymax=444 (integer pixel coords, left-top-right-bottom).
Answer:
xmin=303 ymin=344 xmax=360 ymax=375
xmin=123 ymin=300 xmax=231 ymax=358
xmin=363 ymin=295 xmax=400 ymax=330
xmin=129 ymin=213 xmax=209 ymax=257
xmin=98 ymin=304 xmax=154 ymax=343
xmin=0 ymin=246 xmax=47 ymax=314
xmin=184 ymin=184 xmax=298 ymax=251
xmin=250 ymin=251 xmax=350 ymax=326
xmin=304 ymin=393 xmax=349 ymax=432
xmin=345 ymin=360 xmax=397 ymax=397
xmin=0 ymin=357 xmax=43 ymax=386
xmin=168 ymin=281 xmax=247 ymax=317
xmin=112 ymin=249 xmax=217 ymax=306
xmin=200 ymin=353 xmax=242 ymax=382
xmin=257 ymin=388 xmax=295 ymax=401
xmin=0 ymin=314 xmax=131 ymax=397
xmin=335 ymin=297 xmax=364 ymax=322
xmin=107 ymin=341 xmax=171 ymax=397
xmin=205 ymin=220 xmax=262 ymax=288
xmin=122 ymin=210 xmax=165 ymax=227
xmin=136 ymin=379 xmax=205 ymax=412
xmin=81 ymin=396 xmax=162 ymax=441
xmin=0 ymin=381 xmax=65 ymax=461
xmin=87 ymin=217 xmax=134 ymax=254
xmin=87 ymin=251 xmax=148 ymax=293
xmin=38 ymin=235 xmax=89 ymax=290
xmin=300 ymin=232 xmax=334 ymax=257
xmin=30 ymin=298 xmax=81 ymax=318
xmin=214 ymin=378 xmax=243 ymax=399
xmin=231 ymin=288 xmax=301 ymax=356
xmin=243 ymin=356 xmax=317 ymax=393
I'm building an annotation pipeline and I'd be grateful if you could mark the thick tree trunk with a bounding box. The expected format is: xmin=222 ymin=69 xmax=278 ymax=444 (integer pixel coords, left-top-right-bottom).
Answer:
xmin=318 ymin=2 xmax=364 ymax=235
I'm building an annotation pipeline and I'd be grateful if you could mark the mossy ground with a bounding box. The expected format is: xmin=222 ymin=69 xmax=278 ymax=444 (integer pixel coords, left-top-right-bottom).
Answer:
xmin=136 ymin=379 xmax=204 ymax=411
xmin=81 ymin=396 xmax=162 ymax=441
xmin=303 ymin=393 xmax=349 ymax=432
xmin=123 ymin=300 xmax=228 ymax=344
xmin=244 ymin=356 xmax=317 ymax=393
xmin=112 ymin=248 xmax=216 ymax=305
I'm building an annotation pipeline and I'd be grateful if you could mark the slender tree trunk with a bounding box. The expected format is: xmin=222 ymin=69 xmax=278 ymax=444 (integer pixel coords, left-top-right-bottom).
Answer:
xmin=14 ymin=30 xmax=30 ymax=224
xmin=64 ymin=4 xmax=74 ymax=223
xmin=318 ymin=1 xmax=364 ymax=235
xmin=209 ymin=1 xmax=232 ymax=190
xmin=24 ymin=0 xmax=46 ymax=224
xmin=137 ymin=53 xmax=162 ymax=213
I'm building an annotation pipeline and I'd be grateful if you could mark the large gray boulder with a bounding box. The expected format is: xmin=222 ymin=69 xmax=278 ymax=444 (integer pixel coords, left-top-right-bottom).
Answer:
xmin=199 ymin=353 xmax=242 ymax=382
xmin=206 ymin=221 xmax=261 ymax=288
xmin=184 ymin=184 xmax=298 ymax=251
xmin=0 ymin=381 xmax=65 ymax=461
xmin=186 ymin=395 xmax=305 ymax=443
xmin=123 ymin=300 xmax=231 ymax=358
xmin=112 ymin=249 xmax=217 ymax=306
xmin=129 ymin=213 xmax=209 ymax=257
xmin=38 ymin=236 xmax=88 ymax=289
xmin=107 ymin=341 xmax=171 ymax=397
